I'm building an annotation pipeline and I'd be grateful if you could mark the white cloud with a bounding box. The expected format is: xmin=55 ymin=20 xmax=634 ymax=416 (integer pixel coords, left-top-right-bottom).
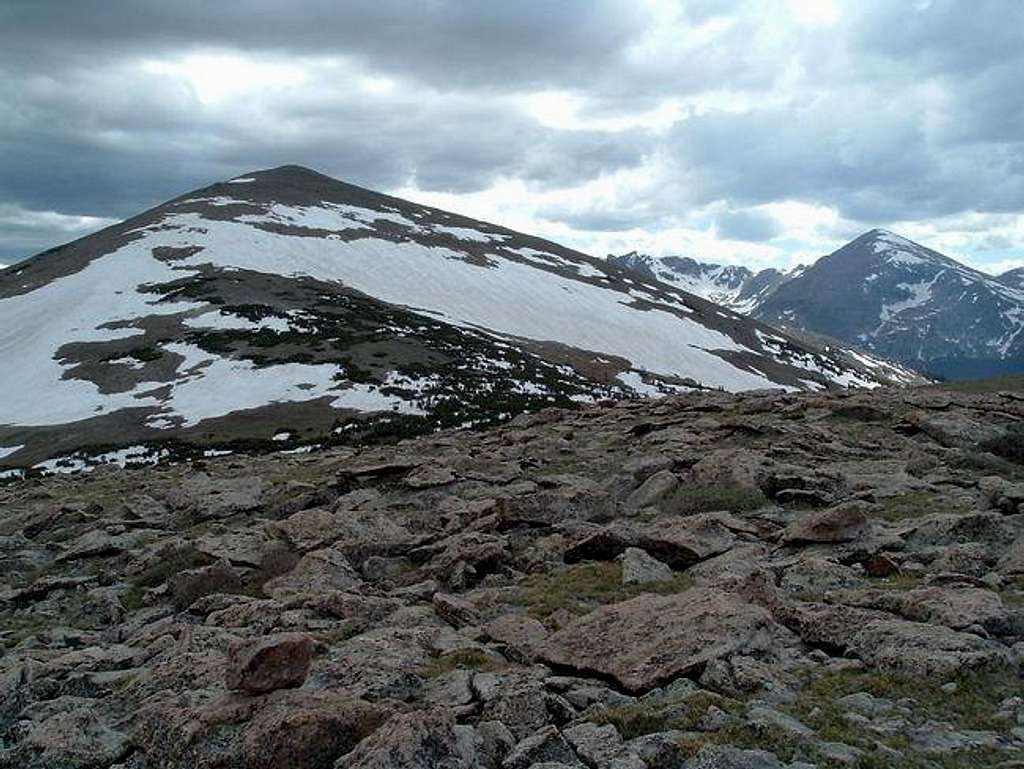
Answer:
xmin=0 ymin=204 xmax=116 ymax=234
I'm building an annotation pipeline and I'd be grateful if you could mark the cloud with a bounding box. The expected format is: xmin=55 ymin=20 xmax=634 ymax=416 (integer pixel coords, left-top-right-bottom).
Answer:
xmin=0 ymin=204 xmax=118 ymax=261
xmin=715 ymin=209 xmax=781 ymax=242
xmin=0 ymin=0 xmax=1022 ymax=269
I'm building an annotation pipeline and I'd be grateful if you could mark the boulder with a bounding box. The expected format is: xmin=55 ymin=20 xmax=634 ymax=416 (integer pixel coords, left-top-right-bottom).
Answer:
xmin=20 ymin=706 xmax=129 ymax=768
xmin=169 ymin=557 xmax=243 ymax=610
xmin=848 ymin=619 xmax=1014 ymax=676
xmin=565 ymin=516 xmax=734 ymax=569
xmin=562 ymin=722 xmax=645 ymax=769
xmin=433 ymin=592 xmax=482 ymax=628
xmin=625 ymin=470 xmax=679 ymax=510
xmin=502 ymin=725 xmax=582 ymax=769
xmin=167 ymin=473 xmax=264 ymax=520
xmin=620 ymin=547 xmax=673 ymax=585
xmin=242 ymin=691 xmax=390 ymax=769
xmin=999 ymin=536 xmax=1024 ymax=575
xmin=539 ymin=588 xmax=784 ymax=693
xmin=485 ymin=614 xmax=548 ymax=662
xmin=335 ymin=707 xmax=478 ymax=769
xmin=496 ymin=480 xmax=617 ymax=527
xmin=782 ymin=502 xmax=869 ymax=544
xmin=226 ymin=633 xmax=313 ymax=694
xmin=263 ymin=548 xmax=362 ymax=600
xmin=847 ymin=586 xmax=1010 ymax=635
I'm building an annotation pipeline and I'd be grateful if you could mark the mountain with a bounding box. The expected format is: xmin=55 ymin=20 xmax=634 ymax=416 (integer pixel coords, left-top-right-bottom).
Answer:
xmin=0 ymin=167 xmax=920 ymax=470
xmin=999 ymin=267 xmax=1024 ymax=291
xmin=753 ymin=229 xmax=1024 ymax=380
xmin=607 ymin=252 xmax=790 ymax=313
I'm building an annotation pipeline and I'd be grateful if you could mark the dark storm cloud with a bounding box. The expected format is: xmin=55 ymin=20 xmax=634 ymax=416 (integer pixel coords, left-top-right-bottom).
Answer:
xmin=0 ymin=1 xmax=649 ymax=91
xmin=1 ymin=0 xmax=1023 ymax=264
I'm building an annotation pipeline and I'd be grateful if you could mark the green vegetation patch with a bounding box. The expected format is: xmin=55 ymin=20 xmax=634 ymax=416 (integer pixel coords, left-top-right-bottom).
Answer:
xmin=872 ymin=492 xmax=968 ymax=522
xmin=514 ymin=561 xmax=693 ymax=622
xmin=121 ymin=545 xmax=215 ymax=611
xmin=592 ymin=690 xmax=737 ymax=740
xmin=418 ymin=649 xmax=508 ymax=678
xmin=787 ymin=667 xmax=1017 ymax=752
xmin=668 ymin=483 xmax=768 ymax=515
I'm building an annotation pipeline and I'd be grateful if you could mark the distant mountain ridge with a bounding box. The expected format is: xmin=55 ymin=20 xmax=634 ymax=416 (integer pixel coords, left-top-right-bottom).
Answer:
xmin=753 ymin=229 xmax=1024 ymax=380
xmin=612 ymin=230 xmax=1024 ymax=381
xmin=607 ymin=251 xmax=791 ymax=313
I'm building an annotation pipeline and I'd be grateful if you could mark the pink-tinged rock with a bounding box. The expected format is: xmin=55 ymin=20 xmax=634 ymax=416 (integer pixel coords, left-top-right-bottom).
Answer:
xmin=226 ymin=633 xmax=313 ymax=694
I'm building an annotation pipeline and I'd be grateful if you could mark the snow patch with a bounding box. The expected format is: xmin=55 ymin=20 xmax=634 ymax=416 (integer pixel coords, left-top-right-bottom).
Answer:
xmin=184 ymin=310 xmax=291 ymax=333
xmin=0 ymin=444 xmax=23 ymax=460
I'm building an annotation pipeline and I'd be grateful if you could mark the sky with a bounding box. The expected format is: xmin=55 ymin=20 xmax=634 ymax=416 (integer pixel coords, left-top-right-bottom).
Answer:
xmin=1 ymin=0 xmax=1023 ymax=274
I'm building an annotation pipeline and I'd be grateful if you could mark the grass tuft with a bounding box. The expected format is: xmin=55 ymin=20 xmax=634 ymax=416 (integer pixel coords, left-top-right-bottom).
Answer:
xmin=514 ymin=561 xmax=693 ymax=622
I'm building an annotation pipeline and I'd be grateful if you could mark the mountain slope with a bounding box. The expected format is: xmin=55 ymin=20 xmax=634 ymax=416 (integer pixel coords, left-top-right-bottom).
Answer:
xmin=607 ymin=251 xmax=789 ymax=313
xmin=0 ymin=167 xmax=920 ymax=470
xmin=999 ymin=267 xmax=1024 ymax=291
xmin=753 ymin=229 xmax=1024 ymax=379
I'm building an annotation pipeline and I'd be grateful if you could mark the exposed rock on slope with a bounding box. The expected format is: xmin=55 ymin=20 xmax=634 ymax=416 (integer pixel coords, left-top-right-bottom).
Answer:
xmin=0 ymin=167 xmax=920 ymax=470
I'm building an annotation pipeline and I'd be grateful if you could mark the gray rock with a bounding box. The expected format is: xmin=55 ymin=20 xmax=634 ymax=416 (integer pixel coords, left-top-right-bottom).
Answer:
xmin=336 ymin=707 xmax=476 ymax=768
xmin=563 ymin=722 xmax=645 ymax=769
xmin=263 ymin=547 xmax=362 ymax=600
xmin=565 ymin=516 xmax=735 ymax=569
xmin=620 ymin=547 xmax=673 ymax=585
xmin=682 ymin=744 xmax=787 ymax=768
xmin=626 ymin=470 xmax=680 ymax=510
xmin=20 ymin=706 xmax=129 ymax=768
xmin=502 ymin=726 xmax=581 ymax=769
xmin=848 ymin=618 xmax=1013 ymax=676
xmin=433 ymin=591 xmax=482 ymax=628
xmin=486 ymin=614 xmax=548 ymax=662
xmin=167 ymin=473 xmax=264 ymax=520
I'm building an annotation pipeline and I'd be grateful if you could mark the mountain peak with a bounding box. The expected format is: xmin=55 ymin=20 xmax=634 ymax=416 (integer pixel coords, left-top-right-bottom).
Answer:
xmin=755 ymin=227 xmax=1024 ymax=379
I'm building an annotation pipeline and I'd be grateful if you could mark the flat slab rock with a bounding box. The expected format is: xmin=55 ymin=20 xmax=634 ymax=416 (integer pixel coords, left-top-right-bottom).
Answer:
xmin=538 ymin=587 xmax=784 ymax=693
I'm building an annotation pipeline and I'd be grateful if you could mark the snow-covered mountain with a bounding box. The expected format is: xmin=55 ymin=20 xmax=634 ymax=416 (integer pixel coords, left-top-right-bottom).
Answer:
xmin=0 ymin=167 xmax=921 ymax=470
xmin=753 ymin=229 xmax=1024 ymax=380
xmin=607 ymin=252 xmax=789 ymax=313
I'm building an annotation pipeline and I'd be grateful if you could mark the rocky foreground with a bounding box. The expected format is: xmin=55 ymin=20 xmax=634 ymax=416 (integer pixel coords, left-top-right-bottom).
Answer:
xmin=2 ymin=384 xmax=1024 ymax=768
